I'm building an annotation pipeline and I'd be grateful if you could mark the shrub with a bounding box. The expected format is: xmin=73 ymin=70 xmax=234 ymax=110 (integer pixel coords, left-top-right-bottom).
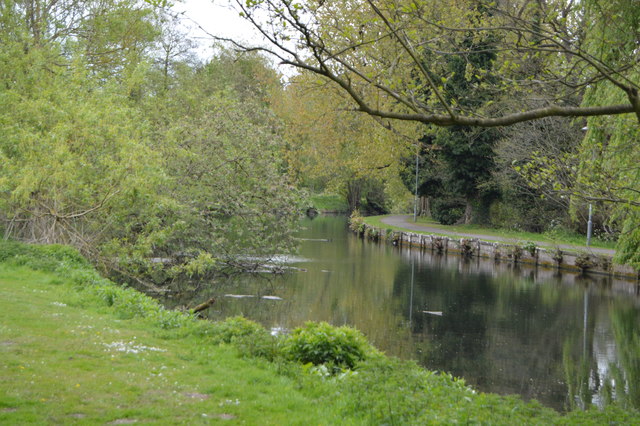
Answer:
xmin=459 ymin=239 xmax=474 ymax=257
xmin=284 ymin=321 xmax=372 ymax=370
xmin=387 ymin=231 xmax=400 ymax=245
xmin=348 ymin=210 xmax=365 ymax=234
xmin=552 ymin=248 xmax=563 ymax=264
xmin=431 ymin=199 xmax=465 ymax=225
xmin=208 ymin=316 xmax=268 ymax=344
xmin=234 ymin=330 xmax=282 ymax=361
xmin=510 ymin=245 xmax=523 ymax=261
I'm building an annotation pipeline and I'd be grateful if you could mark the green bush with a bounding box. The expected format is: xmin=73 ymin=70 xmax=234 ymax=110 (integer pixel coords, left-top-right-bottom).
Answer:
xmin=431 ymin=199 xmax=465 ymax=225
xmin=234 ymin=330 xmax=282 ymax=361
xmin=208 ymin=316 xmax=268 ymax=344
xmin=348 ymin=210 xmax=365 ymax=233
xmin=284 ymin=321 xmax=372 ymax=370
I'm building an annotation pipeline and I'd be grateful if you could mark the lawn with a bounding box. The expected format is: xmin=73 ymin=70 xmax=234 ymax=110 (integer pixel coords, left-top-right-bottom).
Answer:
xmin=365 ymin=215 xmax=616 ymax=250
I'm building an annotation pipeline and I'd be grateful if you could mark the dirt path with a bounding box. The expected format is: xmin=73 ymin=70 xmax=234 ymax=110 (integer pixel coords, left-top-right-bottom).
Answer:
xmin=380 ymin=215 xmax=616 ymax=256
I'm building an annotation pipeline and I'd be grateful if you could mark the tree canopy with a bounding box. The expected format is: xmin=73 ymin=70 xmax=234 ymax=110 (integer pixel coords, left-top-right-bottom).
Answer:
xmin=229 ymin=0 xmax=639 ymax=127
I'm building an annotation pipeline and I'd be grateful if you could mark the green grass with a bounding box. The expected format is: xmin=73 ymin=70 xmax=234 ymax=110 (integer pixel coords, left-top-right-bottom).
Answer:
xmin=309 ymin=193 xmax=348 ymax=212
xmin=0 ymin=264 xmax=328 ymax=424
xmin=365 ymin=215 xmax=617 ymax=250
xmin=1 ymin=241 xmax=637 ymax=424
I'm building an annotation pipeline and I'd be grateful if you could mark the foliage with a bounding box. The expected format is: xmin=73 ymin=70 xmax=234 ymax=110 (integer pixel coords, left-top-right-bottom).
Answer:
xmin=574 ymin=253 xmax=595 ymax=271
xmin=334 ymin=357 xmax=558 ymax=425
xmin=138 ymin=54 xmax=306 ymax=278
xmin=207 ymin=316 xmax=269 ymax=345
xmin=274 ymin=71 xmax=413 ymax=212
xmin=523 ymin=241 xmax=538 ymax=257
xmin=348 ymin=210 xmax=365 ymax=234
xmin=364 ymin=226 xmax=379 ymax=241
xmin=0 ymin=4 xmax=305 ymax=284
xmin=431 ymin=198 xmax=465 ymax=225
xmin=495 ymin=116 xmax=583 ymax=232
xmin=233 ymin=0 xmax=640 ymax=127
xmin=284 ymin=322 xmax=374 ymax=370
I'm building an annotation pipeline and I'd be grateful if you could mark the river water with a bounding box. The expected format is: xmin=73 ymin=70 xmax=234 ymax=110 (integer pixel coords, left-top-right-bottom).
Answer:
xmin=162 ymin=215 xmax=640 ymax=412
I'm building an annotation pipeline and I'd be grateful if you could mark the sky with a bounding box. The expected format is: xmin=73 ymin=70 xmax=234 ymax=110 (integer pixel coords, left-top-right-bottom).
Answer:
xmin=171 ymin=0 xmax=264 ymax=54
xmin=171 ymin=0 xmax=298 ymax=76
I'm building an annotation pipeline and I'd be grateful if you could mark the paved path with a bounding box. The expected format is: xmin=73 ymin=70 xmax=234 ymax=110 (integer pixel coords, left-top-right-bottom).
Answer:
xmin=380 ymin=215 xmax=616 ymax=256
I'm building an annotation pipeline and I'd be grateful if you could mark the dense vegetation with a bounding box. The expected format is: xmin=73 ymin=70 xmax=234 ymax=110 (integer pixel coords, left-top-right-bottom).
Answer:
xmin=2 ymin=241 xmax=638 ymax=423
xmin=0 ymin=1 xmax=304 ymax=288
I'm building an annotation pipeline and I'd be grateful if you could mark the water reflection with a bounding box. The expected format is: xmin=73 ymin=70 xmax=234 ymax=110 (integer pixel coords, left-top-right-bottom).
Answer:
xmin=157 ymin=215 xmax=640 ymax=412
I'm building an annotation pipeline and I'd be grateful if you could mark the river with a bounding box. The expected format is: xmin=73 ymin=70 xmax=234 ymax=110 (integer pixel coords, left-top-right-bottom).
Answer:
xmin=161 ymin=215 xmax=640 ymax=412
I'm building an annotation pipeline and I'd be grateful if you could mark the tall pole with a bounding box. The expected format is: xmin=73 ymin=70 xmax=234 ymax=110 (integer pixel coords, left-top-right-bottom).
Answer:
xmin=413 ymin=149 xmax=419 ymax=223
xmin=586 ymin=204 xmax=593 ymax=247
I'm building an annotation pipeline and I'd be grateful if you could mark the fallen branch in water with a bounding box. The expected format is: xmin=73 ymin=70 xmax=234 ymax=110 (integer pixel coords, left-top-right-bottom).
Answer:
xmin=192 ymin=297 xmax=216 ymax=314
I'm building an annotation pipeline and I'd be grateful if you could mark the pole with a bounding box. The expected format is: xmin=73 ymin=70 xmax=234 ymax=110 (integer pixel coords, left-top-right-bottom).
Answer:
xmin=413 ymin=150 xmax=419 ymax=223
xmin=586 ymin=204 xmax=593 ymax=247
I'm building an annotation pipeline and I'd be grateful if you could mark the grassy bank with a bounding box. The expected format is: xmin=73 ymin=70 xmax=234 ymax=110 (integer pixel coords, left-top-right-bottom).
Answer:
xmin=365 ymin=215 xmax=616 ymax=250
xmin=1 ymin=242 xmax=637 ymax=424
xmin=309 ymin=193 xmax=348 ymax=213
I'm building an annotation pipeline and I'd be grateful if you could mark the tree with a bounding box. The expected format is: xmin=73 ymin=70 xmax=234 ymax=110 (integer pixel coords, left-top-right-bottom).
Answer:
xmin=140 ymin=52 xmax=305 ymax=276
xmin=226 ymin=0 xmax=639 ymax=127
xmin=274 ymin=72 xmax=414 ymax=212
xmin=1 ymin=2 xmax=306 ymax=285
xmin=494 ymin=116 xmax=584 ymax=232
xmin=0 ymin=0 xmax=162 ymax=254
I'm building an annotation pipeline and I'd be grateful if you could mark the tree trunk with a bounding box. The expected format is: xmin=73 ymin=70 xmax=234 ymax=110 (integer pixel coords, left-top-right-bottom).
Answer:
xmin=464 ymin=200 xmax=474 ymax=224
xmin=346 ymin=179 xmax=362 ymax=212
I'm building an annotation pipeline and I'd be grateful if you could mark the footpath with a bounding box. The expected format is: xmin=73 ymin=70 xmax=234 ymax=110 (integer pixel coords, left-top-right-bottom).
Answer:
xmin=381 ymin=215 xmax=616 ymax=256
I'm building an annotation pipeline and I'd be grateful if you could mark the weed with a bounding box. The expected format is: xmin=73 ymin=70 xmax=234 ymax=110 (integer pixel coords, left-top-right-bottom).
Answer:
xmin=523 ymin=241 xmax=537 ymax=257
xmin=575 ymin=253 xmax=595 ymax=271
xmin=552 ymin=248 xmax=564 ymax=264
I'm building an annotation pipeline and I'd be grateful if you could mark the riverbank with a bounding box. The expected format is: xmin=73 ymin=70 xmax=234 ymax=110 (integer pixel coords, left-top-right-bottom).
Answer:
xmin=360 ymin=215 xmax=638 ymax=280
xmin=1 ymin=241 xmax=637 ymax=424
xmin=377 ymin=215 xmax=616 ymax=253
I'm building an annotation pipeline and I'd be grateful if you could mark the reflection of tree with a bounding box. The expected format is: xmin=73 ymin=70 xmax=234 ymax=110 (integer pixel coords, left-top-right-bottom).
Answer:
xmin=562 ymin=300 xmax=640 ymax=411
xmin=395 ymin=259 xmax=603 ymax=410
xmin=563 ymin=338 xmax=597 ymax=410
xmin=610 ymin=307 xmax=640 ymax=409
xmin=392 ymin=262 xmax=493 ymax=385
